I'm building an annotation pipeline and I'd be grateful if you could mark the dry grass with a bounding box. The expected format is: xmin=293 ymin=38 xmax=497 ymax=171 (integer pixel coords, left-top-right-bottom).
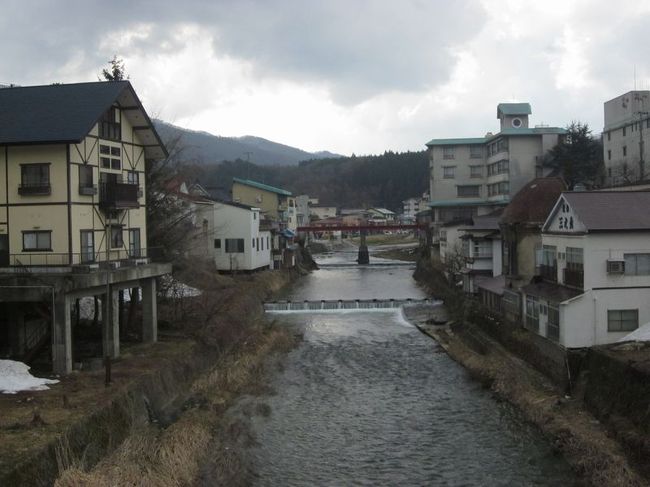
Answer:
xmin=429 ymin=325 xmax=646 ymax=487
xmin=54 ymin=325 xmax=297 ymax=487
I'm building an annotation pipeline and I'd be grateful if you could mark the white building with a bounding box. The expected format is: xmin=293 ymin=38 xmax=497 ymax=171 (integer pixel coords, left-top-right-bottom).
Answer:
xmin=310 ymin=206 xmax=338 ymax=221
xmin=426 ymin=103 xmax=565 ymax=234
xmin=402 ymin=192 xmax=430 ymax=221
xmin=522 ymin=191 xmax=650 ymax=348
xmin=459 ymin=213 xmax=502 ymax=294
xmin=367 ymin=207 xmax=396 ymax=223
xmin=603 ymin=91 xmax=650 ymax=185
xmin=207 ymin=200 xmax=271 ymax=272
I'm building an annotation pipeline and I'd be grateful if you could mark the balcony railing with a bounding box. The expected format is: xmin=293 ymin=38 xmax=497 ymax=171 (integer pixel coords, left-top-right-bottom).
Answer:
xmin=99 ymin=182 xmax=139 ymax=209
xmin=18 ymin=182 xmax=51 ymax=196
xmin=4 ymin=247 xmax=163 ymax=269
xmin=563 ymin=268 xmax=584 ymax=289
xmin=539 ymin=264 xmax=557 ymax=282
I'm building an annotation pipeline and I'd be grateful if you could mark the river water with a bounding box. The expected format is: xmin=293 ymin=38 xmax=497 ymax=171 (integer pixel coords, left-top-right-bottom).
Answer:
xmin=210 ymin=245 xmax=575 ymax=485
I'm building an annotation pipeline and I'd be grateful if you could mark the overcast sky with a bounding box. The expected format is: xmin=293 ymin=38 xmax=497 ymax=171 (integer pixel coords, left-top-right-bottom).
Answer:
xmin=2 ymin=0 xmax=650 ymax=156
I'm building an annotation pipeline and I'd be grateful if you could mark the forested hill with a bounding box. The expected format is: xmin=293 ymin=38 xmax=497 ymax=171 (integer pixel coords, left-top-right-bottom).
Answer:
xmin=154 ymin=120 xmax=341 ymax=166
xmin=193 ymin=150 xmax=429 ymax=212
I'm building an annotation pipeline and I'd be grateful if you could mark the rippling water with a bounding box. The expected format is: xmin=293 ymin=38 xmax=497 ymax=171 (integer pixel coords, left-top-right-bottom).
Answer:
xmin=205 ymin=245 xmax=575 ymax=486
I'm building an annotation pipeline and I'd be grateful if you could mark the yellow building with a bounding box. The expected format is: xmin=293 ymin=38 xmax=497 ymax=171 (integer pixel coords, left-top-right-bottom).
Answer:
xmin=0 ymin=81 xmax=171 ymax=374
xmin=231 ymin=177 xmax=296 ymax=230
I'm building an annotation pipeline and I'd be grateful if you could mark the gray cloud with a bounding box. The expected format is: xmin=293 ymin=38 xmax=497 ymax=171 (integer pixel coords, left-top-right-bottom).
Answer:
xmin=0 ymin=0 xmax=486 ymax=104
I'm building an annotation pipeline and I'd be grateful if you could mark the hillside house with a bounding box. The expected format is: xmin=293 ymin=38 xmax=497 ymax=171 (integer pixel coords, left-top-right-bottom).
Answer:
xmin=459 ymin=213 xmax=502 ymax=294
xmin=0 ymin=81 xmax=171 ymax=373
xmin=522 ymin=191 xmax=650 ymax=347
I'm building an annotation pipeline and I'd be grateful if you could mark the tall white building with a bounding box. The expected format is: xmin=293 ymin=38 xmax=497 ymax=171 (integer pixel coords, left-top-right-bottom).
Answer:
xmin=426 ymin=103 xmax=566 ymax=234
xmin=603 ymin=91 xmax=650 ymax=185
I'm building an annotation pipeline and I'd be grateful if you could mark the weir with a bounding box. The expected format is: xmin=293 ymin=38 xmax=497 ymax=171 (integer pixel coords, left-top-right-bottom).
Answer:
xmin=264 ymin=298 xmax=438 ymax=312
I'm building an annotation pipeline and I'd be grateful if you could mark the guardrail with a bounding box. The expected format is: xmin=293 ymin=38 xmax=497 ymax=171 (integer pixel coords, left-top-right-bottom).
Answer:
xmin=7 ymin=247 xmax=164 ymax=268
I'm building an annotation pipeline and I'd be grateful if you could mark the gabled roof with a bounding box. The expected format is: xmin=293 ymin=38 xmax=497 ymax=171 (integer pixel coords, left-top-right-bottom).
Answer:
xmin=544 ymin=191 xmax=650 ymax=232
xmin=497 ymin=103 xmax=532 ymax=117
xmin=232 ymin=177 xmax=292 ymax=196
xmin=369 ymin=207 xmax=395 ymax=215
xmin=0 ymin=81 xmax=167 ymax=159
xmin=501 ymin=178 xmax=567 ymax=225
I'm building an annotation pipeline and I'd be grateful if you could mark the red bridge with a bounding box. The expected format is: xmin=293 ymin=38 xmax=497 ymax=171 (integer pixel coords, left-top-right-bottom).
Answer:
xmin=296 ymin=224 xmax=424 ymax=232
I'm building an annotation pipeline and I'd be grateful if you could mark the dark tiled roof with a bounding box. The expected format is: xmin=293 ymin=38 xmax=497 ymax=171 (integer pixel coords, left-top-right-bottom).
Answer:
xmin=522 ymin=281 xmax=584 ymax=303
xmin=501 ymin=178 xmax=567 ymax=225
xmin=0 ymin=81 xmax=167 ymax=159
xmin=0 ymin=81 xmax=128 ymax=144
xmin=562 ymin=191 xmax=650 ymax=231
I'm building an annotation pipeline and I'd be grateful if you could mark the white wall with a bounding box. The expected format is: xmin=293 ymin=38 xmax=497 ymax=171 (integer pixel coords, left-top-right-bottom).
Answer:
xmin=212 ymin=203 xmax=271 ymax=271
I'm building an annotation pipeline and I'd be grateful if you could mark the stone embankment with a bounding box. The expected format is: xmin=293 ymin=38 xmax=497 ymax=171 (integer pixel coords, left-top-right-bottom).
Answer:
xmin=411 ymin=254 xmax=650 ymax=487
xmin=0 ymin=256 xmax=308 ymax=487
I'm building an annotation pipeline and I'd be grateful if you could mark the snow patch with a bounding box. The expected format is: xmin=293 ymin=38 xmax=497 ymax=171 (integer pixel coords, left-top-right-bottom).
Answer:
xmin=618 ymin=321 xmax=650 ymax=342
xmin=0 ymin=360 xmax=59 ymax=394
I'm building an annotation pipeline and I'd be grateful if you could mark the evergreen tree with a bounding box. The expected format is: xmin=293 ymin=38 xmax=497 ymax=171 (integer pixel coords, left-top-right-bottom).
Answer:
xmin=544 ymin=122 xmax=604 ymax=188
xmin=101 ymin=56 xmax=128 ymax=81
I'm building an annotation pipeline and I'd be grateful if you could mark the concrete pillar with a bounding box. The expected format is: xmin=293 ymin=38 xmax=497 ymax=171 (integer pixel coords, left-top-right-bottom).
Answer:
xmin=102 ymin=289 xmax=120 ymax=359
xmin=357 ymin=230 xmax=369 ymax=264
xmin=141 ymin=278 xmax=157 ymax=343
xmin=52 ymin=294 xmax=72 ymax=374
xmin=8 ymin=305 xmax=26 ymax=357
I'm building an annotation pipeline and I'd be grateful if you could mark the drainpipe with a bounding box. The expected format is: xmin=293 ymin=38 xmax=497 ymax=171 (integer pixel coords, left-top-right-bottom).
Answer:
xmin=592 ymin=293 xmax=598 ymax=346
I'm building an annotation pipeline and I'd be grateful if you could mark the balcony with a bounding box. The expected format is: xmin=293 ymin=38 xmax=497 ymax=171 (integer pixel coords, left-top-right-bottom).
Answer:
xmin=18 ymin=182 xmax=51 ymax=196
xmin=99 ymin=182 xmax=139 ymax=210
xmin=563 ymin=268 xmax=584 ymax=289
xmin=539 ymin=264 xmax=557 ymax=282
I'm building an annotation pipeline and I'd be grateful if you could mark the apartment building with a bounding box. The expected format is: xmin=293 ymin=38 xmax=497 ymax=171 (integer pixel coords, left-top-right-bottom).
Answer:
xmin=426 ymin=103 xmax=565 ymax=235
xmin=0 ymin=81 xmax=170 ymax=373
xmin=231 ymin=177 xmax=296 ymax=231
xmin=603 ymin=90 xmax=650 ymax=185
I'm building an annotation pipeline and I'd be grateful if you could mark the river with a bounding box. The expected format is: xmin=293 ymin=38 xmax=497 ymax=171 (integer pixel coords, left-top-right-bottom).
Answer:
xmin=205 ymin=244 xmax=575 ymax=486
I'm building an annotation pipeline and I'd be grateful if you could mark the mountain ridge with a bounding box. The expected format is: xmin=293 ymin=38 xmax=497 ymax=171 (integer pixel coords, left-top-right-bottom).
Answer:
xmin=153 ymin=120 xmax=343 ymax=166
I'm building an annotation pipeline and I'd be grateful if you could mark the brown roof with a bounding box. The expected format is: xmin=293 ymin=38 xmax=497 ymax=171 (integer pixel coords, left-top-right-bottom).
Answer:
xmin=522 ymin=281 xmax=584 ymax=303
xmin=561 ymin=191 xmax=650 ymax=231
xmin=501 ymin=178 xmax=567 ymax=225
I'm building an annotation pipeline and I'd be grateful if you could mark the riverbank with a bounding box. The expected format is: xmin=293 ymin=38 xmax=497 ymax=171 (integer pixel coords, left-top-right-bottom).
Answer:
xmin=0 ymin=259 xmax=306 ymax=486
xmin=412 ymin=256 xmax=648 ymax=486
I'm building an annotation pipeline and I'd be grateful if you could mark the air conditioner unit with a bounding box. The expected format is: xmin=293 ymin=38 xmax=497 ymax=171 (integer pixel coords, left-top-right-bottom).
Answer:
xmin=607 ymin=260 xmax=625 ymax=274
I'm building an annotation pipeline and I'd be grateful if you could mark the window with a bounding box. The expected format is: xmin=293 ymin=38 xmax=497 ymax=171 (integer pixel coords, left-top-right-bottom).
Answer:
xmin=470 ymin=145 xmax=483 ymax=159
xmin=78 ymin=165 xmax=96 ymax=195
xmin=252 ymin=238 xmax=255 ymax=248
xmin=442 ymin=146 xmax=455 ymax=160
xmin=472 ymin=240 xmax=492 ymax=258
xmin=607 ymin=150 xmax=611 ymax=161
xmin=547 ymin=304 xmax=560 ymax=342
xmin=266 ymin=236 xmax=270 ymax=249
xmin=607 ymin=309 xmax=638 ymax=332
xmin=20 ymin=163 xmax=51 ymax=194
xmin=127 ymin=171 xmax=139 ymax=185
xmin=487 ymin=160 xmax=509 ymax=176
xmin=457 ymin=185 xmax=480 ymax=198
xmin=129 ymin=228 xmax=141 ymax=257
xmin=214 ymin=239 xmax=221 ymax=249
xmin=22 ymin=231 xmax=52 ymax=251
xmin=99 ymin=144 xmax=121 ymax=170
xmin=622 ymin=126 xmax=626 ymax=137
xmin=470 ymin=165 xmax=483 ymax=178
xmin=110 ymin=225 xmax=123 ymax=248
xmin=99 ymin=107 xmax=121 ymax=141
xmin=607 ymin=131 xmax=611 ymax=141
xmin=256 ymin=237 xmax=260 ymax=250
xmin=487 ymin=181 xmax=509 ymax=196
xmin=623 ymin=146 xmax=627 ymax=157
xmin=566 ymin=247 xmax=583 ymax=271
xmin=80 ymin=230 xmax=94 ymax=263
xmin=443 ymin=166 xmax=455 ymax=179
xmin=624 ymin=253 xmax=650 ymax=275
xmin=225 ymin=238 xmax=245 ymax=253
xmin=525 ymin=295 xmax=539 ymax=331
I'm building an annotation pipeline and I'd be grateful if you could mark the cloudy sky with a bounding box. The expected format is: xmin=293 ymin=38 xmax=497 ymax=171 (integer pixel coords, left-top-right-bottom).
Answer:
xmin=2 ymin=0 xmax=650 ymax=155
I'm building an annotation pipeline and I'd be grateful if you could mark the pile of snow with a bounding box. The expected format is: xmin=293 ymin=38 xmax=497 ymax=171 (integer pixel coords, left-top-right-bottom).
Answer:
xmin=618 ymin=322 xmax=650 ymax=342
xmin=0 ymin=360 xmax=59 ymax=394
xmin=160 ymin=275 xmax=202 ymax=298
